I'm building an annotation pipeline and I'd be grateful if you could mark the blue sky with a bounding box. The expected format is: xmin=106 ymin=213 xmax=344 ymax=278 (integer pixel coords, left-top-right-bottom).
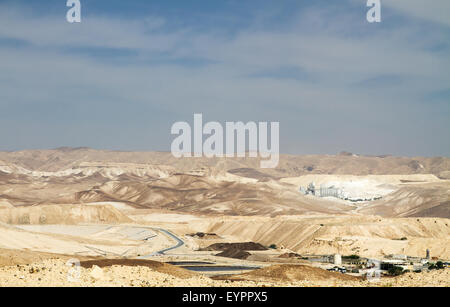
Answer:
xmin=0 ymin=0 xmax=449 ymax=156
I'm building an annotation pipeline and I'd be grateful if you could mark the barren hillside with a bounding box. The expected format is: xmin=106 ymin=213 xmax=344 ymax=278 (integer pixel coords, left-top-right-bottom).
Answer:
xmin=0 ymin=148 xmax=448 ymax=218
xmin=205 ymin=216 xmax=450 ymax=259
xmin=359 ymin=183 xmax=450 ymax=218
xmin=0 ymin=204 xmax=132 ymax=225
xmin=1 ymin=148 xmax=449 ymax=178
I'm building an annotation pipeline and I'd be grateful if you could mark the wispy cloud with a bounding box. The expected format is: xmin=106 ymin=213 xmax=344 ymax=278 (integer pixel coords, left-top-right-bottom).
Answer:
xmin=383 ymin=0 xmax=450 ymax=26
xmin=0 ymin=1 xmax=448 ymax=156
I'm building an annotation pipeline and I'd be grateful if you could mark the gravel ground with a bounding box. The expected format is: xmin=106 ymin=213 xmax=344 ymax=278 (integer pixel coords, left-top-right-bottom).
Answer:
xmin=0 ymin=259 xmax=448 ymax=287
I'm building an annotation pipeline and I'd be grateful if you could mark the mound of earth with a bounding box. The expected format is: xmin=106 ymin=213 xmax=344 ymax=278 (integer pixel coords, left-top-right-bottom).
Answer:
xmin=200 ymin=242 xmax=268 ymax=259
xmin=0 ymin=204 xmax=132 ymax=225
xmin=200 ymin=242 xmax=268 ymax=251
xmin=79 ymin=259 xmax=197 ymax=279
xmin=216 ymin=248 xmax=252 ymax=260
xmin=221 ymin=264 xmax=360 ymax=282
xmin=278 ymin=252 xmax=302 ymax=258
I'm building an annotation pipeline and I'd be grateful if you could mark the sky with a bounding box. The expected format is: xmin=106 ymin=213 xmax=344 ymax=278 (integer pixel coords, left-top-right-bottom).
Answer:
xmin=0 ymin=0 xmax=449 ymax=156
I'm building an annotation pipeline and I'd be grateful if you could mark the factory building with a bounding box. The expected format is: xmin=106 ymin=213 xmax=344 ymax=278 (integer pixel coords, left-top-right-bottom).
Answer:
xmin=298 ymin=182 xmax=381 ymax=202
xmin=299 ymin=182 xmax=346 ymax=199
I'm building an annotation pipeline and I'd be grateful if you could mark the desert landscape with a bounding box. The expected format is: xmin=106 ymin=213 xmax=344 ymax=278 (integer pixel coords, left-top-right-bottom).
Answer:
xmin=0 ymin=148 xmax=449 ymax=287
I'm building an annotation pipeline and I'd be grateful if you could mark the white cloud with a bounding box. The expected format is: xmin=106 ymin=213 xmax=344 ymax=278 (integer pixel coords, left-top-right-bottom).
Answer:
xmin=0 ymin=2 xmax=448 ymax=155
xmin=383 ymin=0 xmax=450 ymax=26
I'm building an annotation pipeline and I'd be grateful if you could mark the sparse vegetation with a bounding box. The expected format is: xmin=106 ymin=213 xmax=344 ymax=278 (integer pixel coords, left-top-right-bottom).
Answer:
xmin=18 ymin=214 xmax=30 ymax=225
xmin=388 ymin=266 xmax=405 ymax=276
xmin=342 ymin=255 xmax=360 ymax=260
xmin=268 ymin=244 xmax=277 ymax=249
xmin=393 ymin=237 xmax=408 ymax=241
xmin=429 ymin=261 xmax=444 ymax=270
xmin=39 ymin=215 xmax=47 ymax=224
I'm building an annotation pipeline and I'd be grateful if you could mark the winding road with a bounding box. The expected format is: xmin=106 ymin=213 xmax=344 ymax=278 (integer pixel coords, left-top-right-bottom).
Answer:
xmin=139 ymin=228 xmax=185 ymax=258
xmin=154 ymin=228 xmax=184 ymax=253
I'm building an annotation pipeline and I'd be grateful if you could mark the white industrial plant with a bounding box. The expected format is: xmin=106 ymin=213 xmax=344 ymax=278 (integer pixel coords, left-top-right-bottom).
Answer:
xmin=299 ymin=182 xmax=382 ymax=202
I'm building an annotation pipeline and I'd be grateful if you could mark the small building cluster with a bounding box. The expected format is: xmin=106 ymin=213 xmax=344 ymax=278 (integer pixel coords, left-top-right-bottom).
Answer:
xmin=299 ymin=249 xmax=449 ymax=277
xmin=299 ymin=182 xmax=347 ymax=199
xmin=298 ymin=182 xmax=382 ymax=202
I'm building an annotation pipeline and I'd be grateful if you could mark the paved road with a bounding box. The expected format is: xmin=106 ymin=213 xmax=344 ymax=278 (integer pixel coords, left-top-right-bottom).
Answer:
xmin=81 ymin=225 xmax=183 ymax=258
xmin=139 ymin=228 xmax=185 ymax=258
xmin=154 ymin=228 xmax=184 ymax=254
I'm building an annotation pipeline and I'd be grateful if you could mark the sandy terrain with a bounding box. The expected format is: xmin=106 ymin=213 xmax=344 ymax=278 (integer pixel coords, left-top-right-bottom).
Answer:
xmin=359 ymin=182 xmax=450 ymax=218
xmin=0 ymin=223 xmax=175 ymax=258
xmin=0 ymin=257 xmax=448 ymax=287
xmin=0 ymin=211 xmax=448 ymax=286
xmin=1 ymin=148 xmax=449 ymax=178
xmin=0 ymin=148 xmax=448 ymax=287
xmin=0 ymin=204 xmax=132 ymax=225
xmin=204 ymin=215 xmax=450 ymax=259
xmin=1 ymin=148 xmax=448 ymax=218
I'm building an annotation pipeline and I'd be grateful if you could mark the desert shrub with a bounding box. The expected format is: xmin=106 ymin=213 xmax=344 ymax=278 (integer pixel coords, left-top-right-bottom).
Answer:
xmin=39 ymin=215 xmax=47 ymax=224
xmin=18 ymin=214 xmax=30 ymax=224
xmin=343 ymin=255 xmax=360 ymax=260
xmin=388 ymin=266 xmax=405 ymax=276
xmin=393 ymin=237 xmax=408 ymax=241
xmin=268 ymin=244 xmax=277 ymax=249
xmin=428 ymin=262 xmax=447 ymax=270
